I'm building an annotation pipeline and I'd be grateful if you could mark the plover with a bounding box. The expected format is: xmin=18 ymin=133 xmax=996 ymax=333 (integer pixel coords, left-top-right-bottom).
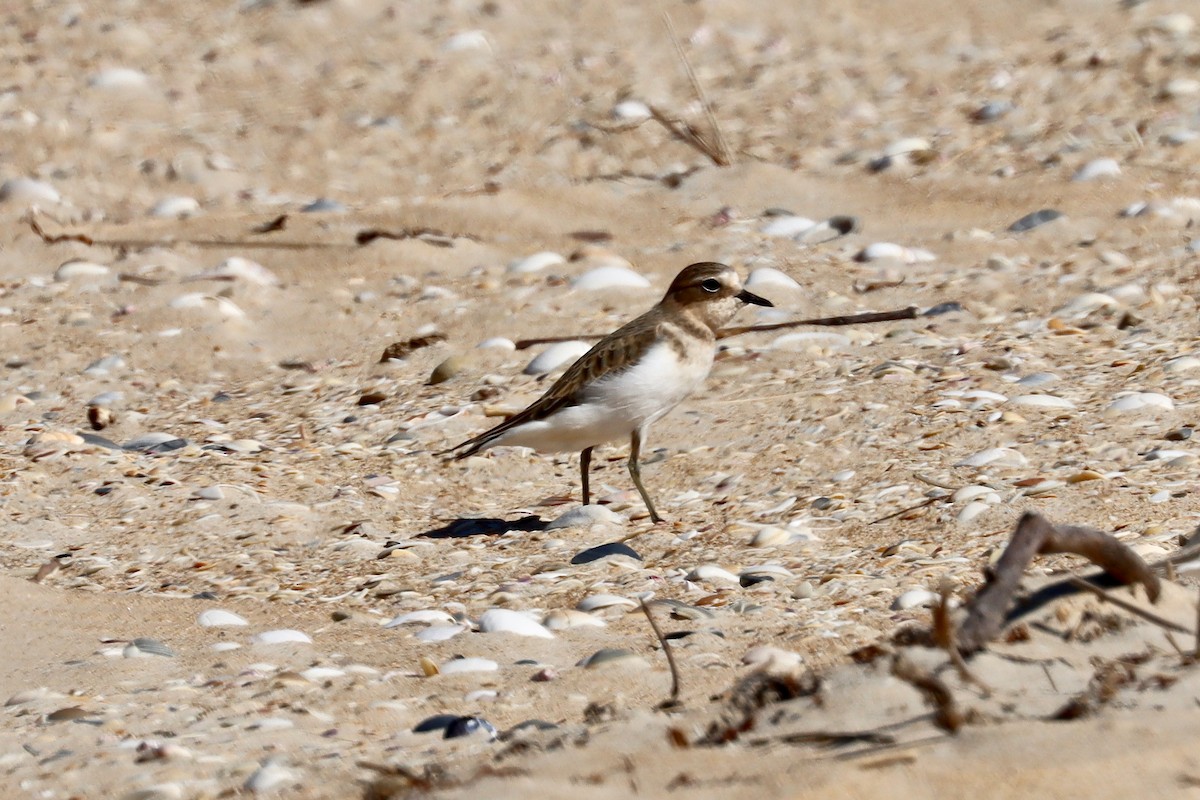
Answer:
xmin=443 ymin=261 xmax=772 ymax=522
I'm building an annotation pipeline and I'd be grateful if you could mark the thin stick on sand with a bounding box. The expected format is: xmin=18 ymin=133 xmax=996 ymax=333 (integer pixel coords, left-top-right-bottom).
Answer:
xmin=640 ymin=598 xmax=682 ymax=708
xmin=512 ymin=306 xmax=920 ymax=350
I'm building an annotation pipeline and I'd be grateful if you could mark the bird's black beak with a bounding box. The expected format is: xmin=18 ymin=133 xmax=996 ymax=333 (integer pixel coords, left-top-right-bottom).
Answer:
xmin=737 ymin=289 xmax=773 ymax=307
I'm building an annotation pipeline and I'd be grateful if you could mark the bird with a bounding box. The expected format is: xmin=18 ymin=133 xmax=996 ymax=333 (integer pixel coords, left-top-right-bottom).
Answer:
xmin=442 ymin=261 xmax=772 ymax=523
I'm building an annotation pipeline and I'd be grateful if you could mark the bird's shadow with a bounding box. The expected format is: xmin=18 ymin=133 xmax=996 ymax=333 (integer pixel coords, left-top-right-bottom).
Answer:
xmin=418 ymin=515 xmax=548 ymax=539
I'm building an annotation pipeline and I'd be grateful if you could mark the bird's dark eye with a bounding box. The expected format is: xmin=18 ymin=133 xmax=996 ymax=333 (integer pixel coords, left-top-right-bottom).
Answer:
xmin=700 ymin=278 xmax=721 ymax=293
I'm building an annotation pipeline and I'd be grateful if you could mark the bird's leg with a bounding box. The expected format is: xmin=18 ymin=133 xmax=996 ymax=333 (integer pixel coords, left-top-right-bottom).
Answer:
xmin=580 ymin=446 xmax=594 ymax=505
xmin=628 ymin=428 xmax=662 ymax=523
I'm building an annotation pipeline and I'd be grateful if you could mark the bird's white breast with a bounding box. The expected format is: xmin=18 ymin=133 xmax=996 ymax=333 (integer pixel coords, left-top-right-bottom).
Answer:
xmin=488 ymin=340 xmax=714 ymax=454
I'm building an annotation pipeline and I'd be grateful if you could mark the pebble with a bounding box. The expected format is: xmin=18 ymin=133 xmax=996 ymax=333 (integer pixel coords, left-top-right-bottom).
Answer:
xmin=198 ymin=609 xmax=248 ymax=627
xmin=524 ymin=341 xmax=591 ymax=375
xmin=570 ymin=266 xmax=651 ymax=290
xmin=479 ymin=608 xmax=554 ymax=638
xmin=507 ymin=251 xmax=565 ymax=274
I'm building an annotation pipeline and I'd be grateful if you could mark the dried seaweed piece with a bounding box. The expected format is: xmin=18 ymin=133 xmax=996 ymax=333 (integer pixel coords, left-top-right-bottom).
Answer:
xmin=956 ymin=512 xmax=1161 ymax=654
xmin=891 ymin=653 xmax=962 ymax=733
xmin=379 ymin=334 xmax=447 ymax=362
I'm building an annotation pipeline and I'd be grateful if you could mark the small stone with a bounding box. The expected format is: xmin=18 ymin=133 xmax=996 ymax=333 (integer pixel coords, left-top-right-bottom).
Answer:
xmin=1071 ymin=158 xmax=1120 ymax=181
xmin=243 ymin=759 xmax=299 ymax=794
xmin=428 ymin=355 xmax=466 ymax=385
xmin=577 ymin=648 xmax=648 ymax=670
xmin=892 ymin=588 xmax=938 ymax=610
xmin=547 ymin=504 xmax=624 ymax=529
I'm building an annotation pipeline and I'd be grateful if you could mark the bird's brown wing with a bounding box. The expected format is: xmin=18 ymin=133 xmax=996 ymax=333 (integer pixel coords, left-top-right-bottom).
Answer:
xmin=443 ymin=314 xmax=663 ymax=459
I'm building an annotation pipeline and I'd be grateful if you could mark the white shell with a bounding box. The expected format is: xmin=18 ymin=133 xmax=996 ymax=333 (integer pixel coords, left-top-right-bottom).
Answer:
xmin=385 ymin=609 xmax=455 ymax=628
xmin=478 ymin=608 xmax=554 ymax=639
xmin=892 ymin=588 xmax=938 ymax=610
xmin=955 ymin=447 xmax=1027 ymax=468
xmin=524 ymin=340 xmax=591 ymax=374
xmin=438 ymin=657 xmax=498 ymax=675
xmin=571 ymin=266 xmax=652 ymax=291
xmin=88 ymin=67 xmax=150 ymax=90
xmin=611 ymin=100 xmax=651 ymax=121
xmin=957 ymin=501 xmax=991 ymax=524
xmin=506 ymin=251 xmax=564 ymax=274
xmin=542 ymin=609 xmax=607 ymax=630
xmin=1072 ymin=158 xmax=1121 ymax=181
xmin=686 ymin=564 xmax=740 ymax=584
xmin=414 ymin=624 xmax=467 ymax=642
xmin=1106 ymin=392 xmax=1174 ymax=413
xmin=577 ymin=593 xmax=636 ymax=612
xmin=251 ymin=629 xmax=312 ymax=646
xmin=149 ymin=196 xmax=200 ymax=218
xmin=189 ymin=257 xmax=279 ymax=286
xmin=546 ymin=504 xmax=624 ymax=529
xmin=0 ymin=177 xmax=60 ymax=205
xmin=54 ymin=260 xmax=110 ymax=281
xmin=476 ymin=337 xmax=516 ymax=351
xmin=1012 ymin=394 xmax=1076 ymax=409
xmin=759 ymin=216 xmax=816 ymax=237
xmin=745 ymin=267 xmax=802 ymax=291
xmin=197 ymin=609 xmax=248 ymax=627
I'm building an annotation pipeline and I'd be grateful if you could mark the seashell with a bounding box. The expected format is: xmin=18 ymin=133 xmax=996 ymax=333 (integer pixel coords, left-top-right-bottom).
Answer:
xmin=415 ymin=624 xmax=467 ymax=642
xmin=1071 ymin=158 xmax=1120 ymax=181
xmin=442 ymin=30 xmax=490 ymax=53
xmin=149 ymin=196 xmax=200 ymax=218
xmin=955 ymin=447 xmax=1027 ymax=468
xmin=957 ymin=501 xmax=991 ymax=524
xmin=759 ymin=216 xmax=816 ymax=237
xmin=1106 ymin=392 xmax=1174 ymax=414
xmin=188 ymin=256 xmax=279 ymax=286
xmin=251 ymin=629 xmax=312 ymax=646
xmin=543 ymin=609 xmax=607 ymax=630
xmin=438 ymin=657 xmax=498 ymax=675
xmin=745 ymin=267 xmax=802 ymax=292
xmin=577 ymin=648 xmax=647 ymax=670
xmin=577 ymin=593 xmax=636 ymax=612
xmin=54 ymin=260 xmax=109 ymax=281
xmin=478 ymin=608 xmax=554 ymax=639
xmin=507 ymin=251 xmax=565 ymax=274
xmin=1008 ymin=209 xmax=1063 ymax=232
xmin=477 ymin=337 xmax=516 ymax=350
xmin=524 ymin=341 xmax=590 ymax=374
xmin=686 ymin=564 xmax=740 ymax=584
xmin=1012 ymin=394 xmax=1075 ymax=410
xmin=571 ymin=266 xmax=651 ymax=291
xmin=0 ymin=177 xmax=60 ymax=205
xmin=384 ymin=610 xmax=454 ymax=628
xmin=742 ymin=645 xmax=803 ymax=673
xmin=611 ymin=100 xmax=651 ymax=121
xmin=88 ymin=67 xmax=150 ymax=90
xmin=891 ymin=588 xmax=938 ymax=610
xmin=547 ymin=504 xmax=624 ymax=529
xmin=197 ymin=609 xmax=248 ymax=627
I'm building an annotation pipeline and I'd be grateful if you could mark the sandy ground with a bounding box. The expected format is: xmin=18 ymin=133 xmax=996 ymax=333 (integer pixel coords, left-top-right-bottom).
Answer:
xmin=2 ymin=0 xmax=1200 ymax=797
